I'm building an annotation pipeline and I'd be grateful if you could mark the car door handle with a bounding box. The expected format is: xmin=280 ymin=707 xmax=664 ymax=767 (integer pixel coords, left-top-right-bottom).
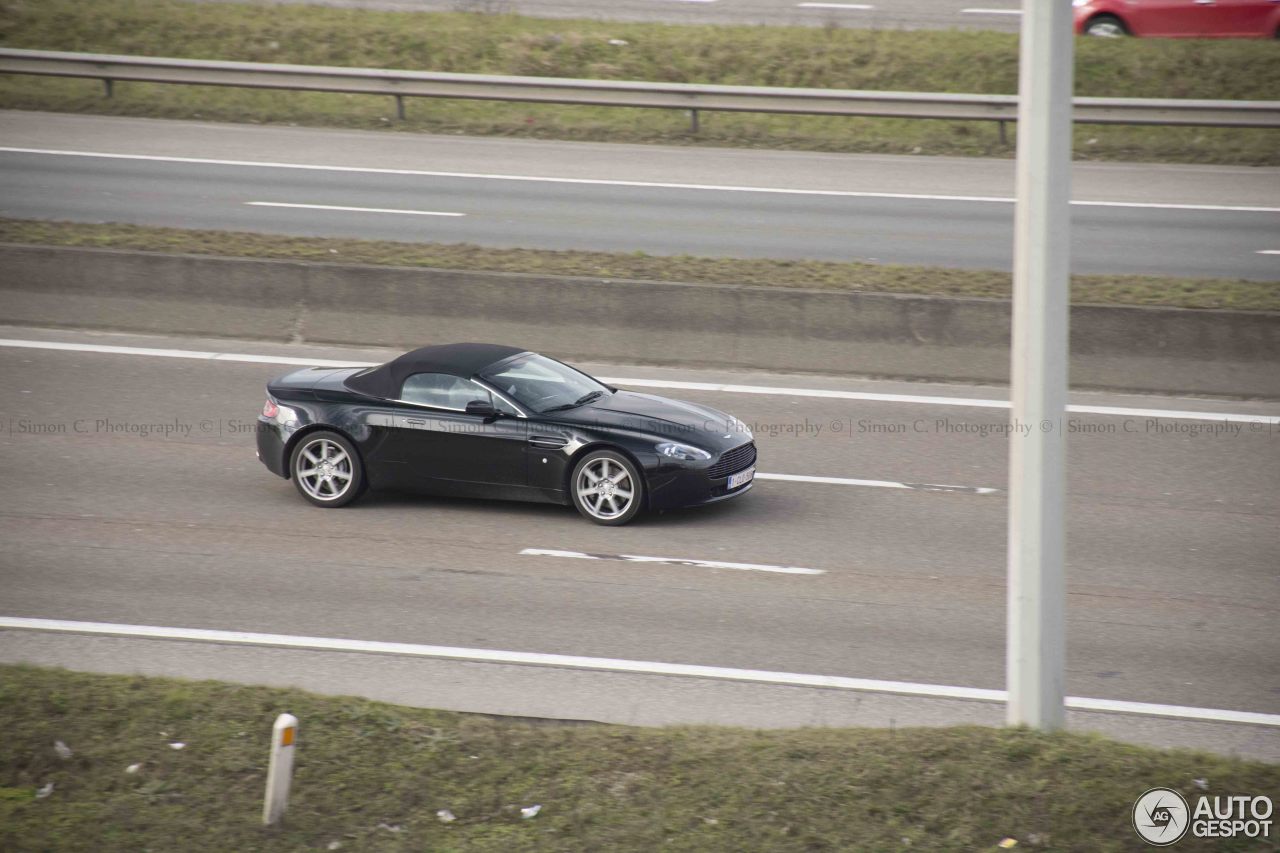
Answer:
xmin=528 ymin=435 xmax=569 ymax=449
xmin=406 ymin=418 xmax=426 ymax=426
xmin=1193 ymin=0 xmax=1214 ymax=4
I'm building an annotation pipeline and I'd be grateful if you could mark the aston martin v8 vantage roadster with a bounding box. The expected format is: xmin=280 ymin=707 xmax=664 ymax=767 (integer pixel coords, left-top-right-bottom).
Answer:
xmin=257 ymin=343 xmax=756 ymax=525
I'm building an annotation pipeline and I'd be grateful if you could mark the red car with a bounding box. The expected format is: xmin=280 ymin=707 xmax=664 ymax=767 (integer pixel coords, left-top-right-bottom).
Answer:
xmin=1073 ymin=0 xmax=1280 ymax=38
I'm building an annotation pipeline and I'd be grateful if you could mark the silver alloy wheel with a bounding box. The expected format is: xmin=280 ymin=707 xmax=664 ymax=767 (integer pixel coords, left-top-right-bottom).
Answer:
xmin=1086 ymin=18 xmax=1125 ymax=37
xmin=295 ymin=437 xmax=354 ymax=501
xmin=575 ymin=456 xmax=636 ymax=521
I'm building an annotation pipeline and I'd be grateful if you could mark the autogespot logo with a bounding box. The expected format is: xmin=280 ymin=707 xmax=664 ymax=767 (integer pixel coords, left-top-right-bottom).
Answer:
xmin=1133 ymin=788 xmax=1190 ymax=846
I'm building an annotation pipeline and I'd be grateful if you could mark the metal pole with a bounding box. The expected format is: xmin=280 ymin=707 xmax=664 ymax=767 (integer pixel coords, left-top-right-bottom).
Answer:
xmin=1006 ymin=0 xmax=1073 ymax=730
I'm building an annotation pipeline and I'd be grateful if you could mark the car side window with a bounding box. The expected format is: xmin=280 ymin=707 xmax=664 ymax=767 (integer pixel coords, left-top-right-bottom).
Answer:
xmin=400 ymin=373 xmax=479 ymax=410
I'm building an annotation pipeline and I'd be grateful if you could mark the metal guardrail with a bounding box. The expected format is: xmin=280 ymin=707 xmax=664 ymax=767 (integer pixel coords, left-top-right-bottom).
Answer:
xmin=1 ymin=48 xmax=1277 ymax=131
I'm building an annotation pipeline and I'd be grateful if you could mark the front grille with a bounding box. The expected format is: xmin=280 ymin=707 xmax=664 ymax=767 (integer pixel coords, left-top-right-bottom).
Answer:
xmin=708 ymin=442 xmax=756 ymax=479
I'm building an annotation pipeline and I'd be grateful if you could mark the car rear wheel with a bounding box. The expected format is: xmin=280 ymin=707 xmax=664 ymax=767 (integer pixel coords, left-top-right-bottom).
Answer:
xmin=290 ymin=431 xmax=366 ymax=508
xmin=571 ymin=450 xmax=644 ymax=526
xmin=1084 ymin=14 xmax=1128 ymax=37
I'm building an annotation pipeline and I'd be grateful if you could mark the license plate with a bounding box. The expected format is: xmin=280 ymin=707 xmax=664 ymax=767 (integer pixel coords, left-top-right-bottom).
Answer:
xmin=727 ymin=466 xmax=755 ymax=490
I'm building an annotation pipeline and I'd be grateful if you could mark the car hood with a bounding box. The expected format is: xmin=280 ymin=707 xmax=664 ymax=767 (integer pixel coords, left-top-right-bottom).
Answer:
xmin=556 ymin=390 xmax=751 ymax=451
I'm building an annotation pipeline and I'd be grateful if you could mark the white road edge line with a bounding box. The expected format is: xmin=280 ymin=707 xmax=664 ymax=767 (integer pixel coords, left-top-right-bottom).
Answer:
xmin=246 ymin=202 xmax=464 ymax=217
xmin=1 ymin=616 xmax=1276 ymax=727
xmin=520 ymin=548 xmax=824 ymax=575
xmin=2 ymin=147 xmax=1277 ymax=213
xmin=1258 ymin=250 xmax=1280 ymax=255
xmin=757 ymin=472 xmax=1001 ymax=495
xmin=595 ymin=377 xmax=1280 ymax=425
xmin=961 ymin=8 xmax=1022 ymax=14
xmin=2 ymin=338 xmax=1276 ymax=426
xmin=0 ymin=338 xmax=370 ymax=367
xmin=797 ymin=3 xmax=875 ymax=9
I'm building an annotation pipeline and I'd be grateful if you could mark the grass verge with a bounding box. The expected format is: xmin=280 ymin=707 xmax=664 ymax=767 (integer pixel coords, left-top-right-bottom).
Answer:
xmin=2 ymin=664 xmax=1277 ymax=852
xmin=0 ymin=0 xmax=1276 ymax=164
xmin=3 ymin=218 xmax=1276 ymax=312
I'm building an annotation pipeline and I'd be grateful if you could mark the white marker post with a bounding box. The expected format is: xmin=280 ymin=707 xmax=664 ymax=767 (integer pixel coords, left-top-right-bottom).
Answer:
xmin=1006 ymin=0 xmax=1073 ymax=730
xmin=262 ymin=713 xmax=298 ymax=826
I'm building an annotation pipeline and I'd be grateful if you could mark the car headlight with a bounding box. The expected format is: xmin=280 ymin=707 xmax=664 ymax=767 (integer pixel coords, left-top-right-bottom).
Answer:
xmin=1072 ymin=0 xmax=1090 ymax=7
xmin=656 ymin=442 xmax=711 ymax=461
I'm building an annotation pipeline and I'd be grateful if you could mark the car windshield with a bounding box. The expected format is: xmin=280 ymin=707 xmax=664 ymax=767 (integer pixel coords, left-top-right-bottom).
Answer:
xmin=480 ymin=353 xmax=611 ymax=414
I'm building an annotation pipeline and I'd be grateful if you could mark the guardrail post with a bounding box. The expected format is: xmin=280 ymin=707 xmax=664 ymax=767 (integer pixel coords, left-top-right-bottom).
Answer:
xmin=998 ymin=119 xmax=1007 ymax=146
xmin=103 ymin=78 xmax=113 ymax=99
xmin=395 ymin=94 xmax=405 ymax=121
xmin=689 ymin=108 xmax=699 ymax=134
xmin=262 ymin=713 xmax=298 ymax=826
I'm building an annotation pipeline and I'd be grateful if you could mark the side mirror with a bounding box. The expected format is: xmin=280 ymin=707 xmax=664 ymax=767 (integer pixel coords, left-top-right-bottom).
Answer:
xmin=465 ymin=399 xmax=498 ymax=418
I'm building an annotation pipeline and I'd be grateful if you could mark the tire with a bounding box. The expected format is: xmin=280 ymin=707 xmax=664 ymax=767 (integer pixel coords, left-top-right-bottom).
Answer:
xmin=1084 ymin=14 xmax=1128 ymax=37
xmin=570 ymin=449 xmax=644 ymax=526
xmin=289 ymin=430 xmax=367 ymax=508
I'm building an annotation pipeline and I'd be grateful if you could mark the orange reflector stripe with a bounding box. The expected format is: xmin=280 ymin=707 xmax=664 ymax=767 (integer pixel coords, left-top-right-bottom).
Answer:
xmin=280 ymin=727 xmax=295 ymax=747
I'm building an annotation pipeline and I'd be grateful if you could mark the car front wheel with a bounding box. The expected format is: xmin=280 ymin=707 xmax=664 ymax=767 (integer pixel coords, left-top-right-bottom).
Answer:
xmin=571 ymin=450 xmax=644 ymax=526
xmin=290 ymin=431 xmax=366 ymax=508
xmin=1084 ymin=14 xmax=1128 ymax=37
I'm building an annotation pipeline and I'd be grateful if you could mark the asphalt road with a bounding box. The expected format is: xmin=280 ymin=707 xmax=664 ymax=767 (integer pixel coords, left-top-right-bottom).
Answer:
xmin=195 ymin=0 xmax=1029 ymax=31
xmin=1 ymin=327 xmax=1276 ymax=729
xmin=2 ymin=112 xmax=1277 ymax=279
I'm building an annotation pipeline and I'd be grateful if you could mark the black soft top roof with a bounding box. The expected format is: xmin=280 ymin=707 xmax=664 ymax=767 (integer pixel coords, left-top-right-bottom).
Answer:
xmin=344 ymin=343 xmax=527 ymax=399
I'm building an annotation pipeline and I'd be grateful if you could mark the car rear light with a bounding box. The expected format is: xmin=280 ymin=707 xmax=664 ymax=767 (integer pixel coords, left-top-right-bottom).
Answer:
xmin=263 ymin=398 xmax=279 ymax=419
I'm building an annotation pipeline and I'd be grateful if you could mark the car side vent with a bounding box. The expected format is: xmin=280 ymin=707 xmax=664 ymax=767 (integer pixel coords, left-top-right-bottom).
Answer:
xmin=528 ymin=435 xmax=570 ymax=449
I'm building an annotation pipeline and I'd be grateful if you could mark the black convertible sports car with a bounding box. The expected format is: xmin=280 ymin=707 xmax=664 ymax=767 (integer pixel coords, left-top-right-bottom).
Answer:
xmin=256 ymin=343 xmax=756 ymax=525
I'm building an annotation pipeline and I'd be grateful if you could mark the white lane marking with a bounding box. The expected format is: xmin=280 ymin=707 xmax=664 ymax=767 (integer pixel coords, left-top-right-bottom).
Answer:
xmin=2 ymin=616 xmax=1277 ymax=727
xmin=2 ymin=338 xmax=1276 ymax=426
xmin=1078 ymin=200 xmax=1280 ymax=213
xmin=1070 ymin=198 xmax=1280 ymax=212
xmin=599 ymin=376 xmax=1280 ymax=426
xmin=758 ymin=472 xmax=1001 ymax=495
xmin=0 ymin=340 xmax=1004 ymax=496
xmin=797 ymin=3 xmax=875 ymax=9
xmin=0 ymin=338 xmax=373 ymax=367
xmin=0 ymin=351 xmax=994 ymax=492
xmin=2 ymin=147 xmax=1276 ymax=214
xmin=1258 ymin=250 xmax=1280 ymax=255
xmin=246 ymin=201 xmax=464 ymax=217
xmin=519 ymin=548 xmax=824 ymax=575
xmin=603 ymin=376 xmax=996 ymax=404
xmin=961 ymin=8 xmax=1022 ymax=15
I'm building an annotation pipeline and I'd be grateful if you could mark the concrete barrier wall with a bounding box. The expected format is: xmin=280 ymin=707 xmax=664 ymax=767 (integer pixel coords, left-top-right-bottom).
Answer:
xmin=2 ymin=244 xmax=1277 ymax=397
